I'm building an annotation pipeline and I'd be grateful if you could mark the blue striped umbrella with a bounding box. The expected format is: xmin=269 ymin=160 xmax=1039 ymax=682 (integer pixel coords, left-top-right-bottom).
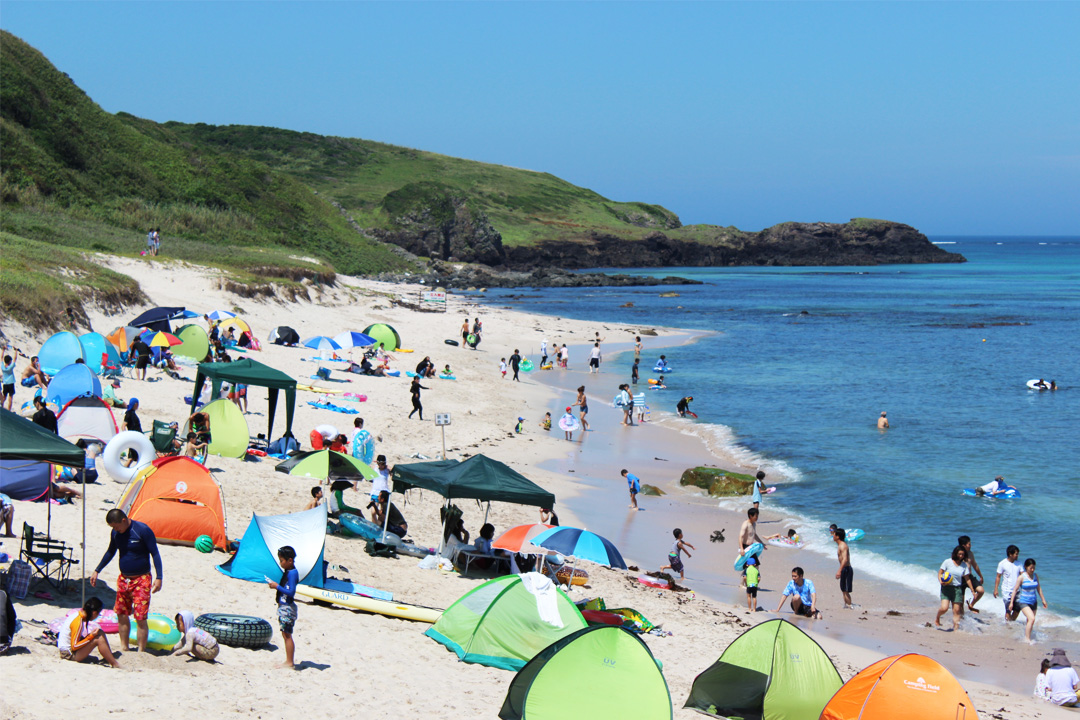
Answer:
xmin=530 ymin=527 xmax=627 ymax=569
xmin=333 ymin=331 xmax=377 ymax=349
xmin=207 ymin=310 xmax=237 ymax=321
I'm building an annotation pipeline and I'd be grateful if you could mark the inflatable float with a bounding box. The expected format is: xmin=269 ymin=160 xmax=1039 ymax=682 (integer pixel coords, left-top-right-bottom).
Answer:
xmin=558 ymin=416 xmax=581 ymax=432
xmin=297 ymin=384 xmax=343 ymax=394
xmin=339 ymin=514 xmax=433 ymax=557
xmin=963 ymin=487 xmax=1021 ymax=499
xmin=444 ymin=339 xmax=459 ymax=346
xmin=132 ymin=613 xmax=182 ymax=651
xmin=385 ymin=369 xmax=401 ymax=377
xmin=555 ymin=566 xmax=589 ymax=587
xmin=637 ymin=574 xmax=672 ymax=589
xmin=605 ymin=607 xmax=656 ymax=633
xmin=102 ymin=431 xmax=156 ymax=483
xmin=734 ymin=542 xmax=764 ymax=571
xmin=439 ymin=374 xmax=456 ymax=380
xmin=294 ymin=585 xmax=442 ymax=623
xmin=652 ymin=366 xmax=673 ymax=373
xmin=767 ymin=537 xmax=805 ymax=549
xmin=582 ymin=609 xmax=624 ymax=626
xmin=520 ymin=359 xmax=534 ymax=372
xmin=845 ymin=528 xmax=866 ymax=542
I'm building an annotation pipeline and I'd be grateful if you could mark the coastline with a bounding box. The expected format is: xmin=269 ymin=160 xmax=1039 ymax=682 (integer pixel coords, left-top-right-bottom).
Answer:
xmin=0 ymin=260 xmax=1067 ymax=719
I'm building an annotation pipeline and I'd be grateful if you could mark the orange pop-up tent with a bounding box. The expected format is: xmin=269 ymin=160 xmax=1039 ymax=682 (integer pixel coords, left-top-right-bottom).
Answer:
xmin=820 ymin=653 xmax=979 ymax=720
xmin=117 ymin=456 xmax=227 ymax=549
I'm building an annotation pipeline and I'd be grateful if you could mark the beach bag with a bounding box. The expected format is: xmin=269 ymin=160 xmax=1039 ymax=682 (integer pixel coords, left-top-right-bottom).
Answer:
xmin=5 ymin=560 xmax=31 ymax=599
xmin=267 ymin=435 xmax=299 ymax=456
xmin=365 ymin=541 xmax=397 ymax=559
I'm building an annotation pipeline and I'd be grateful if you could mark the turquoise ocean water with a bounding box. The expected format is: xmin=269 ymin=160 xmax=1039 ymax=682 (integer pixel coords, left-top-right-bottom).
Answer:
xmin=479 ymin=237 xmax=1080 ymax=627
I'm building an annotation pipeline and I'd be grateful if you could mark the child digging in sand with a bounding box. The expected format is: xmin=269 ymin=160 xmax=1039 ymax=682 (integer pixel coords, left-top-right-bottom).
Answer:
xmin=660 ymin=528 xmax=695 ymax=582
xmin=267 ymin=545 xmax=299 ymax=669
xmin=172 ymin=610 xmax=220 ymax=661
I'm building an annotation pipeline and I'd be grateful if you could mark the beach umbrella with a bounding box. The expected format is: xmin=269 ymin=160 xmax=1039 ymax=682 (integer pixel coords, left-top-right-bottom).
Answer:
xmin=274 ymin=449 xmax=376 ymax=481
xmin=493 ymin=523 xmax=554 ymax=555
xmin=530 ymin=527 xmax=627 ymax=569
xmin=144 ymin=331 xmax=183 ymax=348
xmin=332 ymin=331 xmax=377 ymax=349
xmin=302 ymin=335 xmax=341 ymax=362
xmin=206 ymin=310 xmax=236 ymax=321
xmin=179 ymin=310 xmax=201 ymax=319
xmin=105 ymin=326 xmax=143 ymax=353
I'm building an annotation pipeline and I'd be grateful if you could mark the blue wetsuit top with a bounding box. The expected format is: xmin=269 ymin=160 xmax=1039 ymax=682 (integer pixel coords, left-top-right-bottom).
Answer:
xmin=95 ymin=519 xmax=163 ymax=578
xmin=277 ymin=568 xmax=299 ymax=605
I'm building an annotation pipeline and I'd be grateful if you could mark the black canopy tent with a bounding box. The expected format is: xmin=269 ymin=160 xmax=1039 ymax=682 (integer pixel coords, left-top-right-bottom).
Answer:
xmin=0 ymin=409 xmax=89 ymax=601
xmin=129 ymin=306 xmax=187 ymax=333
xmin=191 ymin=358 xmax=297 ymax=441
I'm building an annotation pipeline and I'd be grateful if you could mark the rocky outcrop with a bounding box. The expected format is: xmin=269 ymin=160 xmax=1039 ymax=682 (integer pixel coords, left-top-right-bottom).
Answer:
xmin=374 ymin=260 xmax=701 ymax=289
xmin=503 ymin=220 xmax=964 ymax=269
xmin=369 ymin=183 xmax=506 ymax=265
xmin=679 ymin=467 xmax=757 ymax=497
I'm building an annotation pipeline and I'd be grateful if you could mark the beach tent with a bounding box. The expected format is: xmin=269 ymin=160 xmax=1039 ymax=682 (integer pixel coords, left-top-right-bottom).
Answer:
xmin=217 ymin=505 xmax=327 ymax=587
xmin=130 ymin=306 xmax=186 ymax=333
xmin=218 ymin=317 xmax=253 ymax=340
xmin=105 ymin=325 xmax=143 ymax=355
xmin=820 ymin=654 xmax=977 ymax=720
xmin=192 ymin=358 xmax=296 ymax=441
xmin=174 ymin=324 xmax=210 ymax=361
xmin=393 ymin=455 xmax=555 ymax=508
xmin=426 ymin=573 xmax=588 ymax=671
xmin=269 ymin=326 xmax=300 ymax=345
xmin=78 ymin=332 xmax=120 ymax=374
xmin=362 ymin=323 xmax=401 ymax=351
xmin=0 ymin=459 xmax=52 ymax=501
xmin=684 ymin=618 xmax=842 ymax=720
xmin=56 ymin=397 xmax=119 ymax=444
xmin=37 ymin=332 xmax=87 ymax=376
xmin=499 ymin=625 xmax=672 ymax=720
xmin=116 ymin=456 xmax=227 ymax=549
xmin=199 ymin=398 xmax=249 ymax=458
xmin=46 ymin=363 xmax=103 ymax=410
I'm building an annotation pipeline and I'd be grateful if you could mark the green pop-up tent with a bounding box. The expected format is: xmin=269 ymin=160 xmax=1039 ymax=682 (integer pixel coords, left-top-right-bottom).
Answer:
xmin=191 ymin=358 xmax=296 ymax=442
xmin=685 ymin=618 xmax=843 ymax=720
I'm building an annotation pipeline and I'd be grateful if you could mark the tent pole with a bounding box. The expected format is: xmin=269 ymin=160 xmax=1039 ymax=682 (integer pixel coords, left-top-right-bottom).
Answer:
xmin=81 ymin=467 xmax=86 ymax=606
xmin=436 ymin=498 xmax=450 ymax=557
xmin=482 ymin=501 xmax=490 ymax=527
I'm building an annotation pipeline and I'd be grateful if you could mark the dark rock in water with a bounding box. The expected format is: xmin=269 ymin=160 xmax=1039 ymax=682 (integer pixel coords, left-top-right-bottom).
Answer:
xmin=639 ymin=484 xmax=665 ymax=496
xmin=619 ymin=302 xmax=634 ymax=308
xmin=680 ymin=467 xmax=756 ymax=497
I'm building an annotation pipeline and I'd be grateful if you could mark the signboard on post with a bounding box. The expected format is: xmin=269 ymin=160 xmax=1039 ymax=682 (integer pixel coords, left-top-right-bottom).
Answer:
xmin=435 ymin=413 xmax=451 ymax=459
xmin=421 ymin=290 xmax=447 ymax=312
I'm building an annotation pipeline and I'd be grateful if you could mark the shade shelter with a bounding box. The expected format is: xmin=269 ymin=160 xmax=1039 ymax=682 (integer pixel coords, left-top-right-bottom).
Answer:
xmin=200 ymin=399 xmax=250 ymax=458
xmin=37 ymin=332 xmax=87 ymax=376
xmin=218 ymin=505 xmax=327 ymax=588
xmin=78 ymin=332 xmax=119 ymax=374
xmin=46 ymin=363 xmax=103 ymax=410
xmin=0 ymin=408 xmax=89 ymax=600
xmin=819 ymin=653 xmax=978 ymax=720
xmin=684 ymin=618 xmax=842 ymax=720
xmin=269 ymin=326 xmax=300 ymax=345
xmin=191 ymin=358 xmax=296 ymax=442
xmin=130 ymin=306 xmax=187 ymax=333
xmin=117 ymin=456 xmax=228 ymax=549
xmin=363 ymin=323 xmax=401 ymax=351
xmin=174 ymin=324 xmax=210 ymax=361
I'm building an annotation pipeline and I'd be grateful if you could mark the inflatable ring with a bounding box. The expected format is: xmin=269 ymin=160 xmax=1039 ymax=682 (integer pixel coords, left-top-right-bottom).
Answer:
xmin=97 ymin=608 xmax=119 ymax=634
xmin=131 ymin=612 xmax=182 ymax=651
xmin=444 ymin=339 xmax=459 ymax=346
xmin=195 ymin=613 xmax=273 ymax=648
xmin=521 ymin=359 xmax=534 ymax=372
xmin=102 ymin=431 xmax=156 ymax=483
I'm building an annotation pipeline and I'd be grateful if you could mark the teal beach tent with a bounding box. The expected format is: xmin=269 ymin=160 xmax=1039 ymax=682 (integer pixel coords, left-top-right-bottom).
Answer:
xmin=217 ymin=505 xmax=327 ymax=588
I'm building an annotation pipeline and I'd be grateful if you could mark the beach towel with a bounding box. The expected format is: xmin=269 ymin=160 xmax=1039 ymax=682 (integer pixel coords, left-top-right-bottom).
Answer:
xmin=307 ymin=400 xmax=359 ymax=414
xmin=519 ymin=572 xmax=563 ymax=628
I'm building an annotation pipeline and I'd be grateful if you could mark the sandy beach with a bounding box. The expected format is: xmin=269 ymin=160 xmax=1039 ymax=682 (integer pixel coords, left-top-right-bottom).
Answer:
xmin=0 ymin=256 xmax=1073 ymax=719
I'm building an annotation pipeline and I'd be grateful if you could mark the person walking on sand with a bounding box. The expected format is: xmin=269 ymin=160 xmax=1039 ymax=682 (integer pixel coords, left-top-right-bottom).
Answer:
xmin=745 ymin=557 xmax=761 ymax=611
xmin=408 ymin=375 xmax=428 ymax=420
xmin=959 ymin=535 xmax=986 ymax=612
xmin=834 ymin=528 xmax=854 ymax=608
xmin=751 ymin=470 xmax=767 ymax=510
xmin=660 ymin=528 xmax=695 ymax=581
xmin=472 ymin=318 xmax=483 ymax=349
xmin=877 ymin=411 xmax=889 ymax=429
xmin=995 ymin=544 xmax=1022 ymax=619
xmin=739 ymin=508 xmax=767 ymax=572
xmin=510 ymin=350 xmax=522 ymax=382
xmin=572 ymin=386 xmax=589 ymax=431
xmin=267 ymin=545 xmax=299 ymax=669
xmin=500 ymin=358 xmax=507 ymax=379
xmin=460 ymin=317 xmax=470 ymax=349
xmin=775 ymin=567 xmax=822 ymax=619
xmin=1008 ymin=558 xmax=1048 ymax=643
xmin=90 ymin=509 xmax=163 ymax=653
xmin=935 ymin=545 xmax=976 ymax=631
xmin=622 ymin=469 xmax=642 ymax=510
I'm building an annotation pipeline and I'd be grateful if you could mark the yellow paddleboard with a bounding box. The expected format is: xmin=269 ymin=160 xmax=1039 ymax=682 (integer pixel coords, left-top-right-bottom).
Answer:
xmin=294 ymin=586 xmax=442 ymax=623
xmin=396 ymin=348 xmax=414 ymax=353
xmin=297 ymin=384 xmax=345 ymax=394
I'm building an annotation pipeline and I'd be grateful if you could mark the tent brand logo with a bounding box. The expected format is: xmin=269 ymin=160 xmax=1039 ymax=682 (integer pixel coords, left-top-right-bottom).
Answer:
xmin=903 ymin=677 xmax=941 ymax=693
xmin=789 ymin=653 xmax=802 ymax=662
xmin=602 ymin=657 xmax=616 ymax=668
xmin=175 ymin=481 xmax=188 ymax=494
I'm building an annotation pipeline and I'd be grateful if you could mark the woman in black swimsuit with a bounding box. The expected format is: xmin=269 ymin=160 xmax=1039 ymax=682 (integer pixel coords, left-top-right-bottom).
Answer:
xmin=408 ymin=376 xmax=429 ymax=420
xmin=573 ymin=385 xmax=589 ymax=431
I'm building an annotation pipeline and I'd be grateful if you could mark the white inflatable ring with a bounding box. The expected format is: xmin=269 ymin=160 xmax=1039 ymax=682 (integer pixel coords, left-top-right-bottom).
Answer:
xmin=103 ymin=431 xmax=156 ymax=483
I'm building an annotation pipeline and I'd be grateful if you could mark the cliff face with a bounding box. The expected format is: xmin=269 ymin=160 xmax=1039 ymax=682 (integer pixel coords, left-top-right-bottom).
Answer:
xmin=502 ymin=220 xmax=964 ymax=269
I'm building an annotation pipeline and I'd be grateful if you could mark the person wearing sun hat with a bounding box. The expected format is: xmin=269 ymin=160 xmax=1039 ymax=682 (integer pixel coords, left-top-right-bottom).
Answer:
xmin=1046 ymin=649 xmax=1079 ymax=706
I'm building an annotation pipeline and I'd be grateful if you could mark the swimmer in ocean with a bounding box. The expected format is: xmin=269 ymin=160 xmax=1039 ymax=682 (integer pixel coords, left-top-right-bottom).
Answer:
xmin=877 ymin=411 xmax=889 ymax=429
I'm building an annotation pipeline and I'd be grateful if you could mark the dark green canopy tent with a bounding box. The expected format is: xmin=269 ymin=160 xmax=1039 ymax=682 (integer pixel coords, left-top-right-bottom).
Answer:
xmin=192 ymin=358 xmax=297 ymax=440
xmin=392 ymin=454 xmax=555 ymax=508
xmin=0 ymin=408 xmax=85 ymax=467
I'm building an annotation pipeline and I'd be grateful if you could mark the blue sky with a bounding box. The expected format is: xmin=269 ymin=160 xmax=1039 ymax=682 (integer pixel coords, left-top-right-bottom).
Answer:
xmin=3 ymin=2 xmax=1077 ymax=235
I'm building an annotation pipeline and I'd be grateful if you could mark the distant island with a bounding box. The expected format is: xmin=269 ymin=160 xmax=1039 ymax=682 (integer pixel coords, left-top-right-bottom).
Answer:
xmin=0 ymin=30 xmax=963 ymax=327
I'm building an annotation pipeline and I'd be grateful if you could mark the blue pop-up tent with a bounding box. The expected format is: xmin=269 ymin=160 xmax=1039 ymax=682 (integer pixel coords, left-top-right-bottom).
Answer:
xmin=46 ymin=363 xmax=103 ymax=410
xmin=217 ymin=505 xmax=327 ymax=588
xmin=38 ymin=332 xmax=87 ymax=376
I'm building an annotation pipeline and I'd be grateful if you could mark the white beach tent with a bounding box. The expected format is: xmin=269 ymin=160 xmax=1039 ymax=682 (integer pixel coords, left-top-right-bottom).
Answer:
xmin=56 ymin=396 xmax=119 ymax=445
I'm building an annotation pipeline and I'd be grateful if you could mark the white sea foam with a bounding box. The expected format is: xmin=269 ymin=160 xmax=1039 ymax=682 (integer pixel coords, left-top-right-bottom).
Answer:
xmin=674 ymin=418 xmax=803 ymax=483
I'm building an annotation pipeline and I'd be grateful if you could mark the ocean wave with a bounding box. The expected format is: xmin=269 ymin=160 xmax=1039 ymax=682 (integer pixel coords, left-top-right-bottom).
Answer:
xmin=670 ymin=417 xmax=803 ymax=483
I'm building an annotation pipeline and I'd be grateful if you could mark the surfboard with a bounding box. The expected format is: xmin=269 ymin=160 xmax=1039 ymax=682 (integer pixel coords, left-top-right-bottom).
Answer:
xmin=734 ymin=542 xmax=764 ymax=570
xmin=294 ymin=585 xmax=442 ymax=623
xmin=963 ymin=487 xmax=1021 ymax=499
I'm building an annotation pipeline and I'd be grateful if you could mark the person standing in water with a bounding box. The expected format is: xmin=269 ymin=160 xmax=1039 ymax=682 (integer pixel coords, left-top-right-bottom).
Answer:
xmin=588 ymin=343 xmax=601 ymax=374
xmin=572 ymin=385 xmax=589 ymax=431
xmin=751 ymin=470 xmax=766 ymax=510
xmin=877 ymin=411 xmax=889 ymax=429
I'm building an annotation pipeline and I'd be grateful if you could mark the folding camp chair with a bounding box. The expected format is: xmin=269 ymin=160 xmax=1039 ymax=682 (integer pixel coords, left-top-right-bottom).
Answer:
xmin=100 ymin=352 xmax=122 ymax=379
xmin=20 ymin=522 xmax=77 ymax=591
xmin=151 ymin=420 xmax=179 ymax=455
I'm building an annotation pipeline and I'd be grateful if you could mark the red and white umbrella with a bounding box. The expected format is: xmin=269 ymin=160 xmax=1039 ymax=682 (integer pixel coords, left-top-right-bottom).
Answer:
xmin=492 ymin=523 xmax=554 ymax=555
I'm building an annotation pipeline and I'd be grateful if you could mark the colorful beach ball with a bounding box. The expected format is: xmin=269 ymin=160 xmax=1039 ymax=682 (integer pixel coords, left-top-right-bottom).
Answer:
xmin=938 ymin=568 xmax=952 ymax=585
xmin=195 ymin=535 xmax=214 ymax=553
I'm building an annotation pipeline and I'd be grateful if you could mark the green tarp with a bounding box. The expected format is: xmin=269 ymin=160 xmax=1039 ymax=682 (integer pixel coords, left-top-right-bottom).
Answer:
xmin=392 ymin=454 xmax=554 ymax=508
xmin=684 ymin=618 xmax=843 ymax=720
xmin=499 ymin=625 xmax=672 ymax=720
xmin=0 ymin=408 xmax=85 ymax=467
xmin=192 ymin=358 xmax=296 ymax=440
